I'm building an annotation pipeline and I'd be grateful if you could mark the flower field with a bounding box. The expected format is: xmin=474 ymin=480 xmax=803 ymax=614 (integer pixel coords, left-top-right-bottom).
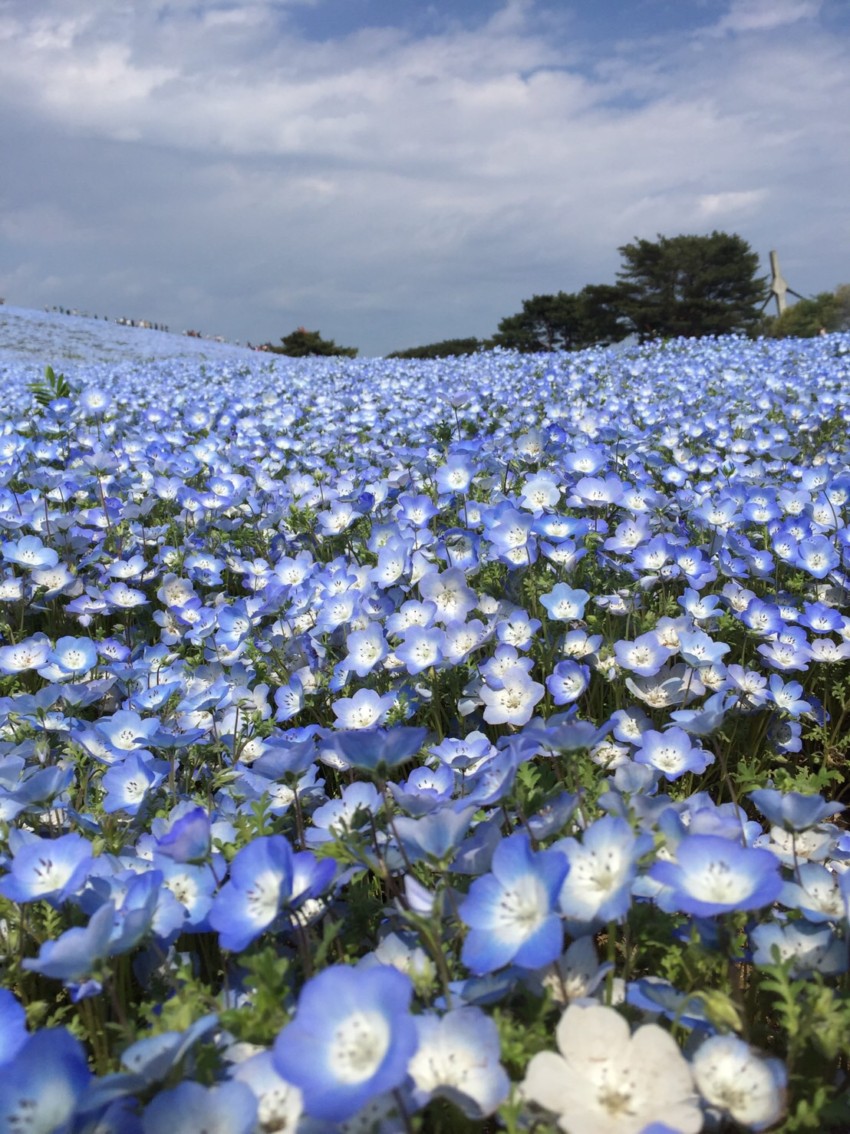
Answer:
xmin=1 ymin=312 xmax=850 ymax=1132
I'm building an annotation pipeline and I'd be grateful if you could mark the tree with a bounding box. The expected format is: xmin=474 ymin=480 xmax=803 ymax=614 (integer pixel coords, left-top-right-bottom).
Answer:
xmin=263 ymin=327 xmax=357 ymax=357
xmin=615 ymin=231 xmax=766 ymax=341
xmin=491 ymin=286 xmax=629 ymax=353
xmin=764 ymin=284 xmax=850 ymax=338
xmin=386 ymin=337 xmax=483 ymax=359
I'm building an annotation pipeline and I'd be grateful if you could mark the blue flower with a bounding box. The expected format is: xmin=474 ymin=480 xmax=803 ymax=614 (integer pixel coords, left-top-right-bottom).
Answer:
xmin=142 ymin=1081 xmax=257 ymax=1134
xmin=272 ymin=964 xmax=418 ymax=1123
xmin=0 ymin=988 xmax=27 ymax=1064
xmin=650 ymin=834 xmax=783 ymax=917
xmin=209 ymin=834 xmax=295 ymax=952
xmin=0 ymin=1028 xmax=91 ymax=1131
xmin=749 ymin=787 xmax=844 ymax=831
xmin=634 ymin=727 xmax=715 ymax=781
xmin=555 ymin=816 xmax=651 ymax=931
xmin=459 ymin=831 xmax=567 ymax=974
xmin=0 ymin=830 xmax=93 ymax=905
xmin=22 ymin=899 xmax=115 ymax=990
xmin=539 ymin=583 xmax=590 ymax=622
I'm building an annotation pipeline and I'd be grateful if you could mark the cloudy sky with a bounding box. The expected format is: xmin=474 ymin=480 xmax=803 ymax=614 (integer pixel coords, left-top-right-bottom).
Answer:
xmin=1 ymin=0 xmax=848 ymax=356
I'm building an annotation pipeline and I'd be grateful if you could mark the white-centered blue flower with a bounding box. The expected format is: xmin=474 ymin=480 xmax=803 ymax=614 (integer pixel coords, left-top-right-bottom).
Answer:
xmin=459 ymin=830 xmax=567 ymax=973
xmin=273 ymin=964 xmax=418 ymax=1123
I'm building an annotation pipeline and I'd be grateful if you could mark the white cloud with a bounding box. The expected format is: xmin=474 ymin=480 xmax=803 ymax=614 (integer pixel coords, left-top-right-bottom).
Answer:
xmin=698 ymin=190 xmax=768 ymax=218
xmin=717 ymin=0 xmax=821 ymax=34
xmin=0 ymin=0 xmax=848 ymax=353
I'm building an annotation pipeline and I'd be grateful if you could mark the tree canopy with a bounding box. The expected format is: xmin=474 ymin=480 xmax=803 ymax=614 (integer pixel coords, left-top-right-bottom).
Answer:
xmin=386 ymin=337 xmax=483 ymax=359
xmin=491 ymin=285 xmax=630 ymax=353
xmin=616 ymin=231 xmax=767 ymax=340
xmin=263 ymin=327 xmax=358 ymax=358
xmin=765 ymin=284 xmax=850 ymax=338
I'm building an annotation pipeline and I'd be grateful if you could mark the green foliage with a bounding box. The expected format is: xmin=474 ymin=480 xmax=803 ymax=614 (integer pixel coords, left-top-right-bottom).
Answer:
xmin=219 ymin=945 xmax=294 ymax=1044
xmin=616 ymin=231 xmax=766 ymax=340
xmin=262 ymin=327 xmax=358 ymax=357
xmin=28 ymin=364 xmax=74 ymax=407
xmin=387 ymin=337 xmax=483 ymax=359
xmin=765 ymin=284 xmax=850 ymax=338
xmin=492 ymin=285 xmax=629 ymax=353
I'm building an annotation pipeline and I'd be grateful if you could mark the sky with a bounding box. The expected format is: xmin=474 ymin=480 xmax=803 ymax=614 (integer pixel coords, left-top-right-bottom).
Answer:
xmin=1 ymin=0 xmax=848 ymax=357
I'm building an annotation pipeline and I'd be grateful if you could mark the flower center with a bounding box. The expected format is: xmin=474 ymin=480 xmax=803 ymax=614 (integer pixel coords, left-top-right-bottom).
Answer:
xmin=329 ymin=1011 xmax=390 ymax=1084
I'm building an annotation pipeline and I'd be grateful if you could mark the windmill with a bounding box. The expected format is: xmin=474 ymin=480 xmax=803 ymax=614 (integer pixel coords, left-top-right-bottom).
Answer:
xmin=764 ymin=250 xmax=806 ymax=316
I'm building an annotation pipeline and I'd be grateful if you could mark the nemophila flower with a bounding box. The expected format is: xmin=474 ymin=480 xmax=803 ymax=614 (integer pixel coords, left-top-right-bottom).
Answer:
xmin=343 ymin=622 xmax=388 ymax=677
xmin=332 ymin=687 xmax=396 ymax=729
xmin=153 ymin=803 xmax=212 ymax=862
xmin=479 ymin=643 xmax=531 ymax=686
xmin=0 ymin=829 xmax=93 ymax=905
xmin=101 ymin=753 xmax=168 ymax=815
xmin=486 ymin=504 xmax=537 ymax=566
xmin=780 ymin=862 xmax=845 ymax=922
xmin=22 ymin=899 xmax=115 ymax=992
xmin=678 ymin=588 xmax=722 ymax=622
xmin=796 ymin=533 xmax=839 ymax=578
xmin=569 ymin=473 xmax=624 ymax=507
xmin=554 ymin=815 xmax=651 ymax=932
xmin=650 ymin=834 xmax=783 ymax=917
xmin=749 ymin=787 xmax=843 ymax=831
xmin=417 ymin=566 xmax=477 ymax=624
xmin=756 ymin=631 xmax=812 ymax=672
xmin=634 ymin=727 xmax=714 ymax=781
xmin=0 ymin=1028 xmax=92 ymax=1133
xmin=540 ymin=583 xmax=590 ymax=622
xmin=677 ymin=628 xmax=729 ymax=668
xmin=614 ymin=631 xmax=675 ymax=677
xmin=766 ymin=715 xmax=802 ymax=754
xmin=209 ymin=834 xmax=295 ymax=952
xmin=0 ymin=987 xmax=27 ymax=1064
xmin=435 ymin=454 xmax=475 ymax=495
xmin=668 ymin=690 xmax=731 ymax=736
xmin=799 ymin=600 xmax=845 ymax=633
xmin=389 ymin=762 xmax=454 ymax=815
xmin=520 ymin=471 xmax=560 ymax=513
xmin=546 ymin=659 xmax=590 ymax=705
xmin=2 ymin=534 xmax=59 ymax=569
xmin=750 ymin=919 xmax=847 ymax=976
xmin=408 ymin=1007 xmax=509 ymax=1118
xmin=95 ymin=709 xmax=160 ymax=753
xmin=526 ymin=790 xmax=579 ymax=840
xmin=142 ymin=1080 xmax=258 ymax=1134
xmin=36 ymin=635 xmax=98 ymax=681
xmin=273 ymin=964 xmax=418 ymax=1123
xmin=395 ymin=623 xmax=445 ymax=675
xmin=479 ymin=665 xmax=545 ymax=726
xmin=626 ymin=977 xmax=709 ymax=1030
xmin=809 ymin=635 xmax=850 ymax=663
xmin=308 ymin=781 xmax=382 ymax=845
xmin=228 ymin=1050 xmax=304 ymax=1133
xmin=324 ymin=726 xmax=428 ymax=774
xmin=626 ymin=663 xmax=704 ymax=709
xmin=692 ymin=1035 xmax=786 ymax=1130
xmin=393 ymin=804 xmax=477 ymax=863
xmin=535 ymin=935 xmax=609 ymax=1006
xmin=522 ymin=1002 xmax=701 ymax=1134
xmin=0 ymin=633 xmax=52 ymax=674
xmin=459 ymin=830 xmax=567 ymax=974
xmin=0 ymin=573 xmax=24 ymax=602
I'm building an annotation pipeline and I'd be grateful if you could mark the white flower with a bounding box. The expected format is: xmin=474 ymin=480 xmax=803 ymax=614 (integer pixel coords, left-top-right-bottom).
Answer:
xmin=692 ymin=1035 xmax=786 ymax=1130
xmin=522 ymin=1003 xmax=701 ymax=1134
xmin=408 ymin=1008 xmax=509 ymax=1118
